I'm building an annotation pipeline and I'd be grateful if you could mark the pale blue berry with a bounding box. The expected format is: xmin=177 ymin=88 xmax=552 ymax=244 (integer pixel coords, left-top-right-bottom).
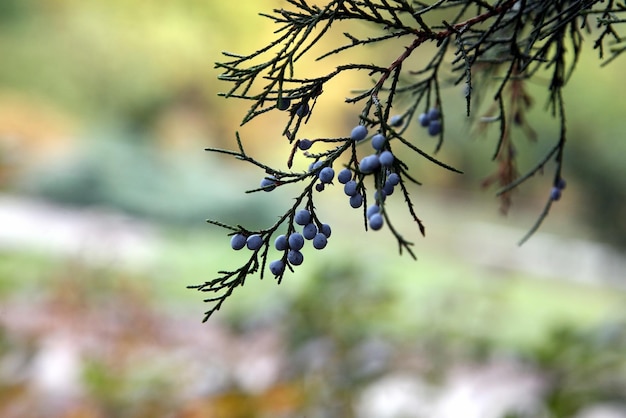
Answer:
xmin=379 ymin=150 xmax=394 ymax=167
xmin=428 ymin=120 xmax=442 ymax=136
xmin=351 ymin=125 xmax=368 ymax=141
xmin=360 ymin=155 xmax=381 ymax=174
xmin=389 ymin=115 xmax=403 ymax=127
xmin=550 ymin=187 xmax=562 ymax=201
xmin=230 ymin=234 xmax=247 ymax=250
xmin=246 ymin=234 xmax=263 ymax=250
xmin=275 ymin=234 xmax=288 ymax=251
xmin=303 ymin=223 xmax=318 ymax=240
xmin=371 ymin=134 xmax=386 ymax=151
xmin=427 ymin=107 xmax=440 ymax=120
xmin=312 ymin=233 xmax=327 ymax=250
xmin=318 ymin=167 xmax=335 ymax=184
xmin=295 ymin=209 xmax=311 ymax=226
xmin=418 ymin=112 xmax=430 ymax=127
xmin=288 ymin=233 xmax=305 ymax=250
xmin=349 ymin=193 xmax=363 ymax=208
xmin=366 ymin=204 xmax=380 ymax=219
xmin=269 ymin=260 xmax=285 ymax=275
xmin=260 ymin=177 xmax=277 ymax=191
xmin=387 ymin=172 xmax=400 ymax=186
xmin=288 ymin=250 xmax=304 ymax=266
xmin=369 ymin=213 xmax=384 ymax=230
xmin=338 ymin=168 xmax=352 ymax=184
xmin=344 ymin=180 xmax=358 ymax=197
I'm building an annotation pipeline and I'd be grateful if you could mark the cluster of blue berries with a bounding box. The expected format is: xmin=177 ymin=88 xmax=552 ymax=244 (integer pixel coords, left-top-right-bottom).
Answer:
xmin=268 ymin=209 xmax=331 ymax=275
xmin=418 ymin=107 xmax=442 ymax=136
xmin=230 ymin=209 xmax=331 ymax=277
xmin=550 ymin=177 xmax=566 ymax=201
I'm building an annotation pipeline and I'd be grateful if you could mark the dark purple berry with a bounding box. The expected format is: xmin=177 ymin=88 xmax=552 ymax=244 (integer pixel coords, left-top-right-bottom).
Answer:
xmin=556 ymin=178 xmax=567 ymax=190
xmin=269 ymin=260 xmax=285 ymax=275
xmin=351 ymin=125 xmax=368 ymax=141
xmin=312 ymin=233 xmax=327 ymax=250
xmin=246 ymin=234 xmax=263 ymax=250
xmin=275 ymin=234 xmax=288 ymax=251
xmin=369 ymin=213 xmax=384 ymax=230
xmin=428 ymin=120 xmax=442 ymax=136
xmin=379 ymin=150 xmax=394 ymax=167
xmin=296 ymin=103 xmax=309 ymax=117
xmin=418 ymin=113 xmax=430 ymax=127
xmin=315 ymin=183 xmax=325 ymax=192
xmin=277 ymin=97 xmax=291 ymax=111
xmin=303 ymin=223 xmax=318 ymax=240
xmin=338 ymin=168 xmax=352 ymax=184
xmin=287 ymin=250 xmax=304 ymax=266
xmin=298 ymin=139 xmax=312 ymax=150
xmin=349 ymin=193 xmax=363 ymax=208
xmin=288 ymin=233 xmax=305 ymax=250
xmin=318 ymin=167 xmax=335 ymax=184
xmin=320 ymin=223 xmax=332 ymax=238
xmin=230 ymin=234 xmax=247 ymax=250
xmin=371 ymin=134 xmax=386 ymax=151
xmin=295 ymin=209 xmax=311 ymax=226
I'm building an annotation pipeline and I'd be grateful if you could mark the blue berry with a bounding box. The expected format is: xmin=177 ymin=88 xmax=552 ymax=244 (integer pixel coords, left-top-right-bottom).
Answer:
xmin=230 ymin=234 xmax=247 ymax=250
xmin=269 ymin=260 xmax=285 ymax=275
xmin=288 ymin=233 xmax=305 ymax=250
xmin=298 ymin=139 xmax=312 ymax=150
xmin=338 ymin=168 xmax=352 ymax=184
xmin=359 ymin=155 xmax=381 ymax=174
xmin=387 ymin=172 xmax=400 ymax=186
xmin=428 ymin=120 xmax=442 ymax=136
xmin=260 ymin=176 xmax=277 ymax=191
xmin=277 ymin=97 xmax=291 ymax=111
xmin=295 ymin=209 xmax=311 ymax=226
xmin=369 ymin=213 xmax=384 ymax=230
xmin=275 ymin=234 xmax=288 ymax=251
xmin=287 ymin=250 xmax=304 ymax=266
xmin=349 ymin=193 xmax=363 ymax=208
xmin=374 ymin=190 xmax=387 ymax=202
xmin=318 ymin=167 xmax=335 ymax=184
xmin=383 ymin=181 xmax=395 ymax=196
xmin=550 ymin=187 xmax=562 ymax=201
xmin=418 ymin=113 xmax=430 ymax=127
xmin=246 ymin=234 xmax=263 ymax=250
xmin=344 ymin=180 xmax=358 ymax=197
xmin=378 ymin=150 xmax=394 ymax=167
xmin=303 ymin=223 xmax=318 ymax=240
xmin=320 ymin=223 xmax=332 ymax=238
xmin=556 ymin=178 xmax=567 ymax=190
xmin=312 ymin=233 xmax=327 ymax=250
xmin=296 ymin=103 xmax=309 ymax=117
xmin=366 ymin=204 xmax=380 ymax=219
xmin=309 ymin=160 xmax=324 ymax=173
xmin=389 ymin=115 xmax=403 ymax=127
xmin=427 ymin=107 xmax=441 ymax=120
xmin=351 ymin=125 xmax=368 ymax=141
xmin=371 ymin=134 xmax=386 ymax=151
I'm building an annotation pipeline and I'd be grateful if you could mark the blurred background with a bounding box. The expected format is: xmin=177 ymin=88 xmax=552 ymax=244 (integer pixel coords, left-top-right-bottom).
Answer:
xmin=0 ymin=1 xmax=625 ymax=417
